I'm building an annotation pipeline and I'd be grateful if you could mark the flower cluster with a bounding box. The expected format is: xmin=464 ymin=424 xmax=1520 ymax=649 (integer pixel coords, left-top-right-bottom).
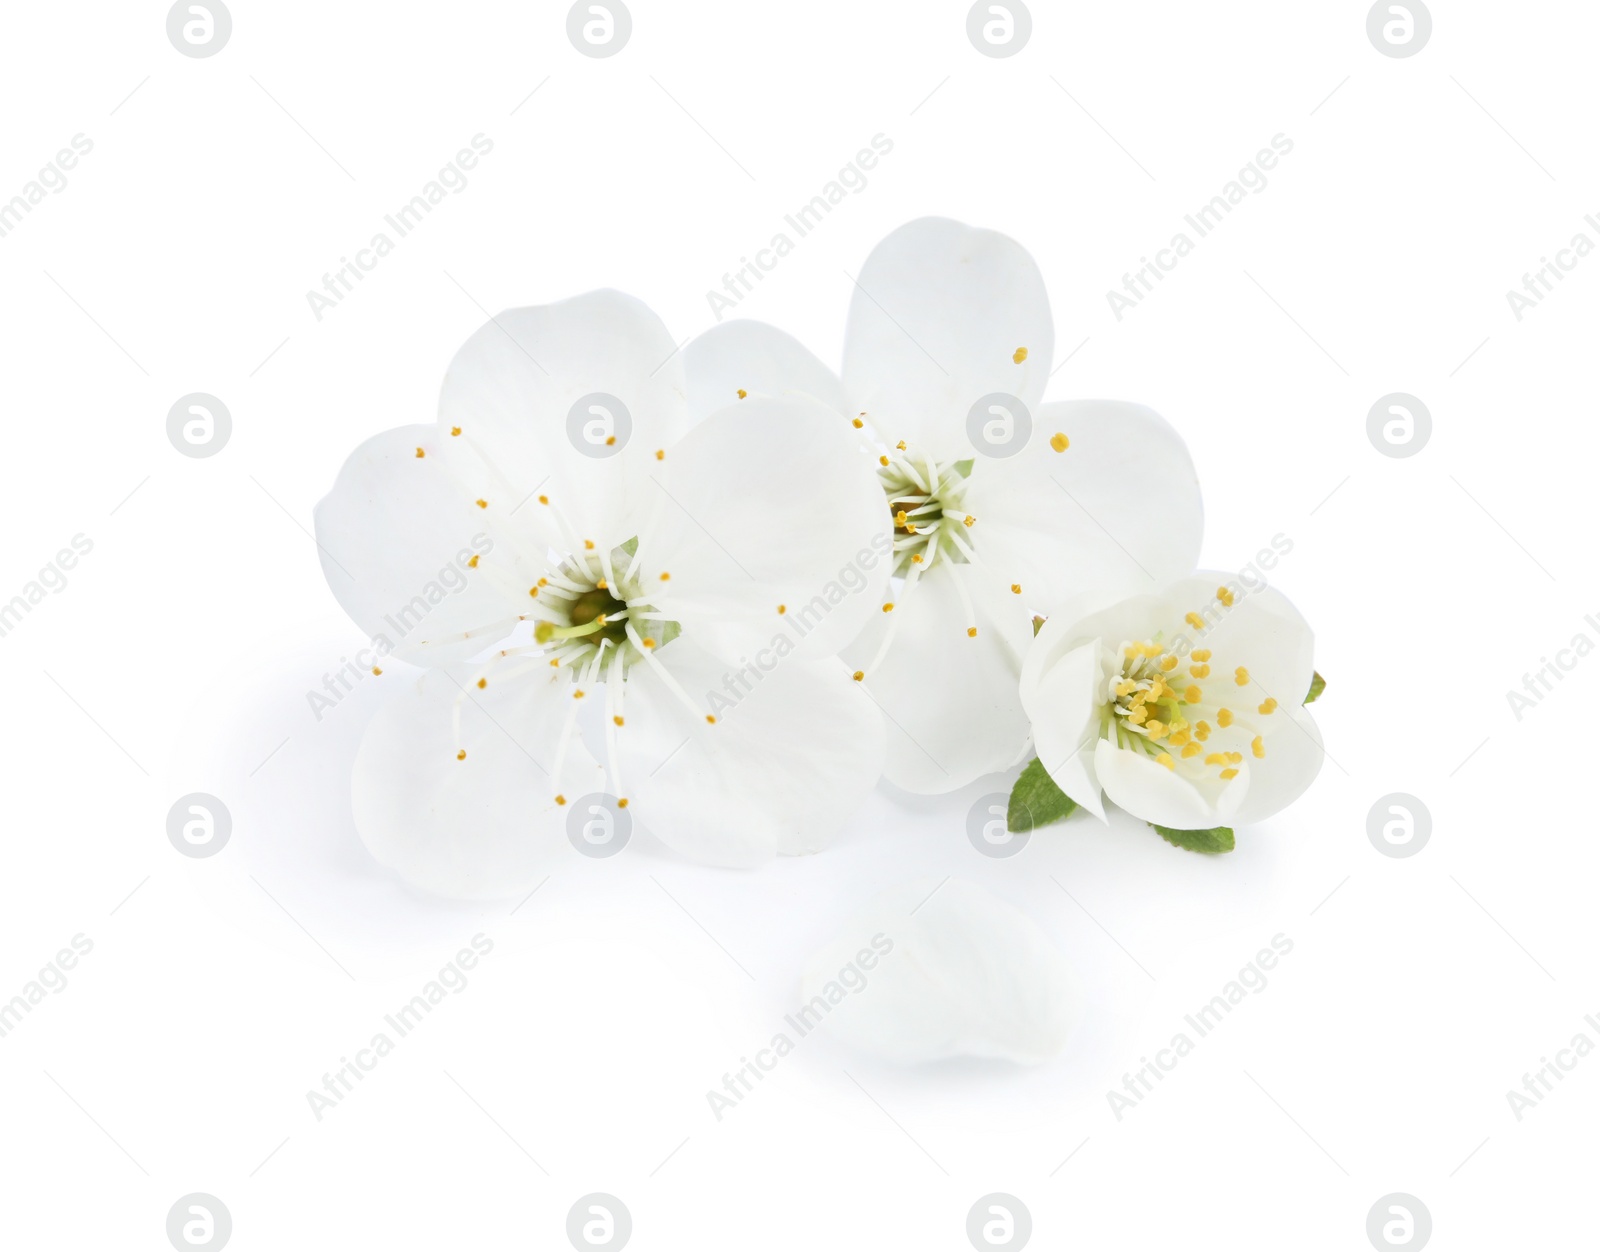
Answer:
xmin=316 ymin=218 xmax=1323 ymax=897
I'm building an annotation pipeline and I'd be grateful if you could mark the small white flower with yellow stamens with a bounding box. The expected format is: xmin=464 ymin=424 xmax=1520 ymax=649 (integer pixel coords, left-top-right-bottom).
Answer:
xmin=1019 ymin=574 xmax=1324 ymax=830
xmin=680 ymin=218 xmax=1203 ymax=794
xmin=315 ymin=291 xmax=890 ymax=894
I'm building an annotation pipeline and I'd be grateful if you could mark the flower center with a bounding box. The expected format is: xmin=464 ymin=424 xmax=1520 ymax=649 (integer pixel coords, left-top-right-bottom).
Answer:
xmin=878 ymin=448 xmax=976 ymax=575
xmin=1103 ymin=633 xmax=1266 ymax=782
xmin=531 ymin=542 xmax=679 ymax=673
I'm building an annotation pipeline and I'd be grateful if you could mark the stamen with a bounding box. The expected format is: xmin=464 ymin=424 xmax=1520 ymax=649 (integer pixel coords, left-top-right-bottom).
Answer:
xmin=1049 ymin=432 xmax=1069 ymax=453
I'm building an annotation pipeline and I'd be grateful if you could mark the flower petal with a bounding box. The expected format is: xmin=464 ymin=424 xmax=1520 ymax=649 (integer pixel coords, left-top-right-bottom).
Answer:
xmin=843 ymin=218 xmax=1053 ymax=455
xmin=639 ymin=393 xmax=892 ymax=660
xmin=1228 ymin=703 xmax=1324 ymax=825
xmin=439 ymin=290 xmax=690 ymax=541
xmin=1163 ymin=576 xmax=1316 ymax=710
xmin=799 ymin=878 xmax=1079 ymax=1065
xmin=966 ymin=399 xmax=1203 ymax=609
xmin=615 ymin=639 xmax=885 ymax=867
xmin=844 ymin=562 xmax=1032 ymax=794
xmin=1018 ymin=638 xmax=1110 ymax=820
xmin=314 ymin=424 xmax=545 ymax=665
xmin=682 ymin=319 xmax=850 ymax=422
xmin=1093 ymin=738 xmax=1247 ymax=829
xmin=351 ymin=667 xmax=604 ymax=899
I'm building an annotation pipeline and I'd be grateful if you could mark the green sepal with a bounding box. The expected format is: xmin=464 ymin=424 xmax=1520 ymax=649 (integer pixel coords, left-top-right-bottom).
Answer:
xmin=951 ymin=458 xmax=974 ymax=478
xmin=1031 ymin=614 xmax=1046 ymax=637
xmin=1007 ymin=757 xmax=1078 ymax=833
xmin=1303 ymin=670 xmax=1325 ymax=704
xmin=1150 ymin=824 xmax=1235 ymax=854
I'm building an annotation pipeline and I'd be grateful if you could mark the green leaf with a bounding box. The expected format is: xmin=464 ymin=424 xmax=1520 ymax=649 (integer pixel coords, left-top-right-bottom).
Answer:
xmin=1303 ymin=670 xmax=1325 ymax=704
xmin=1031 ymin=614 xmax=1046 ymax=637
xmin=1007 ymin=757 xmax=1078 ymax=833
xmin=951 ymin=458 xmax=974 ymax=478
xmin=1150 ymin=824 xmax=1235 ymax=854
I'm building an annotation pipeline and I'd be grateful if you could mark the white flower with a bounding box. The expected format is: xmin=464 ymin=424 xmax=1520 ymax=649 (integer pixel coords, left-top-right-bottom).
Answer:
xmin=799 ymin=878 xmax=1079 ymax=1065
xmin=1020 ymin=574 xmax=1324 ymax=830
xmin=683 ymin=218 xmax=1202 ymax=793
xmin=315 ymin=291 xmax=892 ymax=892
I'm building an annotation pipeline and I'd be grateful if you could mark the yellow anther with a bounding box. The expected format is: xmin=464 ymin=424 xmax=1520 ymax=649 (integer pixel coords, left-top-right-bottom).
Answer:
xmin=1252 ymin=736 xmax=1265 ymax=758
xmin=538 ymin=578 xmax=548 ymax=586
xmin=1181 ymin=742 xmax=1203 ymax=759
xmin=476 ymin=678 xmax=487 ymax=689
xmin=777 ymin=604 xmax=786 ymax=614
xmin=1184 ymin=685 xmax=1202 ymax=703
xmin=1195 ymin=721 xmax=1211 ymax=741
xmin=450 ymin=426 xmax=461 ymax=436
xmin=660 ymin=571 xmax=670 ymax=581
xmin=852 ymin=417 xmax=864 ymax=428
xmin=1226 ymin=752 xmax=1242 ymax=763
xmin=737 ymin=389 xmax=747 ymax=399
xmin=1115 ymin=680 xmax=1135 ymax=696
xmin=467 ymin=554 xmax=479 ymax=568
xmin=1189 ymin=663 xmax=1209 ymax=678
xmin=475 ymin=498 xmax=488 ymax=508
xmin=1258 ymin=698 xmax=1278 ymax=715
xmin=879 ymin=455 xmax=889 ymax=466
xmin=895 ymin=510 xmax=908 ymax=525
xmin=654 ymin=449 xmax=664 ymax=460
xmin=1143 ymin=643 xmax=1163 ymax=658
xmin=1192 ymin=649 xmax=1211 ymax=662
xmin=1128 ymin=705 xmax=1149 ymax=725
xmin=1205 ymin=753 xmax=1228 ymax=766
xmin=415 ymin=447 xmax=425 ymax=458
xmin=705 ymin=714 xmax=717 ymax=724
xmin=1011 ymin=583 xmax=1021 ymax=594
xmin=1217 ymin=586 xmax=1235 ymax=607
xmin=1146 ymin=721 xmax=1167 ymax=739
xmin=1235 ymin=667 xmax=1250 ymax=686
xmin=967 ymin=626 xmax=978 ymax=637
xmin=1160 ymin=655 xmax=1178 ymax=672
xmin=529 ymin=587 xmax=539 ymax=597
xmin=583 ymin=539 xmax=595 ymax=550
xmin=1156 ymin=752 xmax=1175 ymax=770
xmin=605 ymin=435 xmax=616 ymax=446
xmin=1217 ymin=708 xmax=1233 ymax=727
xmin=456 ymin=749 xmax=466 ymax=761
xmin=1169 ymin=728 xmax=1191 ymax=746
xmin=538 ymin=495 xmax=549 ymax=505
xmin=896 ymin=440 xmax=907 ymax=451
xmin=596 ymin=579 xmax=607 ymax=590
xmin=852 ymin=670 xmax=864 ymax=681
xmin=642 ymin=637 xmax=656 ymax=648
xmin=963 ymin=515 xmax=975 ymax=526
xmin=1049 ymin=432 xmax=1069 ymax=453
xmin=1185 ymin=612 xmax=1205 ymax=630
xmin=1013 ymin=346 xmax=1028 ymax=364
xmin=1220 ymin=767 xmax=1239 ymax=780
xmin=614 ymin=716 xmax=625 ymax=726
xmin=549 ymin=658 xmax=559 ymax=666
xmin=555 ymin=794 xmax=566 ymax=805
xmin=617 ymin=798 xmax=629 ymax=808
xmin=882 ymin=602 xmax=894 ymax=612
xmin=371 ymin=666 xmax=382 ymax=676
xmin=574 ymin=689 xmax=585 ymax=700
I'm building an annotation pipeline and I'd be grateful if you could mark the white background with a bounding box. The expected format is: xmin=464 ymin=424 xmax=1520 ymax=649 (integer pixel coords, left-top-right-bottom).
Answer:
xmin=1 ymin=1 xmax=1594 ymax=1248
